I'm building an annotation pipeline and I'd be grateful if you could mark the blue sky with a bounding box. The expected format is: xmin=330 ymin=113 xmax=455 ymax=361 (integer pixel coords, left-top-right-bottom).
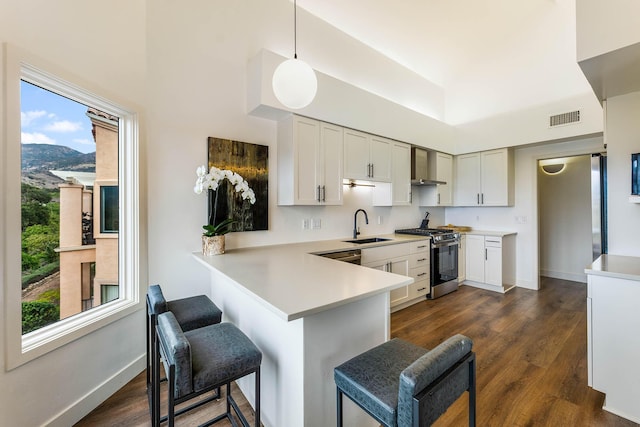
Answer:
xmin=20 ymin=80 xmax=96 ymax=154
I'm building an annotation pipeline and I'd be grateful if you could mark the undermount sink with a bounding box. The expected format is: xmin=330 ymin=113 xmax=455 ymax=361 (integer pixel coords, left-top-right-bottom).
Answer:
xmin=343 ymin=237 xmax=391 ymax=244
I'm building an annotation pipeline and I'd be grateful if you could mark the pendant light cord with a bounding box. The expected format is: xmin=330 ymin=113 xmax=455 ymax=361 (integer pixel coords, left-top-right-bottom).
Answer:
xmin=294 ymin=0 xmax=298 ymax=59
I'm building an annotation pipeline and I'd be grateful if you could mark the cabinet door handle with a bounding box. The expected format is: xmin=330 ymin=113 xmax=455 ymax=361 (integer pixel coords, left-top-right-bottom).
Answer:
xmin=371 ymin=163 xmax=375 ymax=178
xmin=485 ymin=248 xmax=488 ymax=260
xmin=481 ymin=193 xmax=484 ymax=204
xmin=322 ymin=185 xmax=326 ymax=202
xmin=317 ymin=185 xmax=321 ymax=202
xmin=477 ymin=193 xmax=480 ymax=204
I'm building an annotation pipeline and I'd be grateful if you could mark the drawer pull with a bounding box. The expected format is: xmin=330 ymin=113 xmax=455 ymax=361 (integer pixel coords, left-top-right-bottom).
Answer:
xmin=417 ymin=287 xmax=426 ymax=292
xmin=417 ymin=258 xmax=426 ymax=262
xmin=417 ymin=245 xmax=427 ymax=249
xmin=417 ymin=273 xmax=427 ymax=277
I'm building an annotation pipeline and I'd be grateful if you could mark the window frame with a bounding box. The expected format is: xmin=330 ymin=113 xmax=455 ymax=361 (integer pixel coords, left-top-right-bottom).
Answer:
xmin=2 ymin=44 xmax=142 ymax=369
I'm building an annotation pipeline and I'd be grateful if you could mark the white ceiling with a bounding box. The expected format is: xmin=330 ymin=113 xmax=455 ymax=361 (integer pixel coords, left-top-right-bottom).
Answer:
xmin=297 ymin=0 xmax=597 ymax=124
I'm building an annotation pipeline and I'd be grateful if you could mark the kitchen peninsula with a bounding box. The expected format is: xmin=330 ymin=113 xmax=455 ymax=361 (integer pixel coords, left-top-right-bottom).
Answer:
xmin=585 ymin=254 xmax=640 ymax=423
xmin=193 ymin=235 xmax=423 ymax=427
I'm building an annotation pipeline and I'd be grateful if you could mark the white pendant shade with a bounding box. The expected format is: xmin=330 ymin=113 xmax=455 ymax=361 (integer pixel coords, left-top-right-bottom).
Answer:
xmin=272 ymin=58 xmax=317 ymax=109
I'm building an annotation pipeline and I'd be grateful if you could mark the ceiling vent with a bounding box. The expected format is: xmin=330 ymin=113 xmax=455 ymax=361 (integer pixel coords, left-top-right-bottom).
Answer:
xmin=549 ymin=110 xmax=581 ymax=128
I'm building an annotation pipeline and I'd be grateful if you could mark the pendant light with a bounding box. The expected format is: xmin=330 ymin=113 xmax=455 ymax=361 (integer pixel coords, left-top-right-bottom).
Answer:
xmin=272 ymin=0 xmax=317 ymax=109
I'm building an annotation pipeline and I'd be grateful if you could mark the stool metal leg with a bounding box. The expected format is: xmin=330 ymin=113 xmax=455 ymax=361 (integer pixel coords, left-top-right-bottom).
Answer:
xmin=336 ymin=388 xmax=343 ymax=427
xmin=152 ymin=334 xmax=160 ymax=427
xmin=255 ymin=367 xmax=261 ymax=427
xmin=469 ymin=356 xmax=476 ymax=427
xmin=167 ymin=364 xmax=175 ymax=427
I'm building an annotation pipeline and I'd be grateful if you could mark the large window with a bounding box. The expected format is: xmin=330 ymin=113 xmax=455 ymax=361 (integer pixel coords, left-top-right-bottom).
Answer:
xmin=19 ymin=79 xmax=122 ymax=330
xmin=3 ymin=46 xmax=141 ymax=369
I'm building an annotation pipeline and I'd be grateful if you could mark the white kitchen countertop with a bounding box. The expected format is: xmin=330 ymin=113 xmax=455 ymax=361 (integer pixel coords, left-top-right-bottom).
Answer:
xmin=585 ymin=254 xmax=640 ymax=281
xmin=192 ymin=234 xmax=429 ymax=322
xmin=463 ymin=229 xmax=517 ymax=237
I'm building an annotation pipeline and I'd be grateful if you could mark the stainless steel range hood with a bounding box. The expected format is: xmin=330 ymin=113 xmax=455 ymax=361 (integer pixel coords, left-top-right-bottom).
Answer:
xmin=411 ymin=147 xmax=446 ymax=186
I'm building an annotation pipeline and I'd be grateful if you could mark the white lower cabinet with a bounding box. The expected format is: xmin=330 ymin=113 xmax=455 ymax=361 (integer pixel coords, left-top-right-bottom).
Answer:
xmin=464 ymin=234 xmax=515 ymax=292
xmin=407 ymin=240 xmax=430 ymax=304
xmin=362 ymin=240 xmax=430 ymax=311
xmin=458 ymin=234 xmax=466 ymax=283
xmin=587 ymin=270 xmax=640 ymax=422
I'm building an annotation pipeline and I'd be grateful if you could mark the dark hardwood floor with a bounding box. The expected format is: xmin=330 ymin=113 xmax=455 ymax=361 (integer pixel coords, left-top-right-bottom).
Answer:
xmin=76 ymin=277 xmax=638 ymax=426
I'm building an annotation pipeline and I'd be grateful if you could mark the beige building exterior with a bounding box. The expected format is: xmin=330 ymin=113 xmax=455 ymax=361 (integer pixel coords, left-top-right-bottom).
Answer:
xmin=57 ymin=109 xmax=119 ymax=319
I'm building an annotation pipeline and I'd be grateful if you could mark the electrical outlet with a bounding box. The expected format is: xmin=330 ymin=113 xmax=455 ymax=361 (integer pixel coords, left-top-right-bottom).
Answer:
xmin=312 ymin=218 xmax=321 ymax=229
xmin=302 ymin=219 xmax=310 ymax=230
xmin=377 ymin=215 xmax=383 ymax=225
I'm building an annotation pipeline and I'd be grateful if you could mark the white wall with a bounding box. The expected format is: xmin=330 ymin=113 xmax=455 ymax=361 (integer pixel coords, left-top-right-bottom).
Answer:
xmin=453 ymin=93 xmax=603 ymax=154
xmin=145 ymin=0 xmax=445 ymax=301
xmin=0 ymin=1 xmax=147 ymax=426
xmin=445 ymin=136 xmax=604 ymax=289
xmin=606 ymin=92 xmax=640 ymax=256
xmin=576 ymin=0 xmax=640 ymax=61
xmin=2 ymin=0 xmax=635 ymax=424
xmin=538 ymin=155 xmax=593 ymax=282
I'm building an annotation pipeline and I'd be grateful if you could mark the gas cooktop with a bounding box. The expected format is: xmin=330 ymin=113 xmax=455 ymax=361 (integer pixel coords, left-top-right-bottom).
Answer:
xmin=395 ymin=227 xmax=460 ymax=243
xmin=395 ymin=227 xmax=452 ymax=236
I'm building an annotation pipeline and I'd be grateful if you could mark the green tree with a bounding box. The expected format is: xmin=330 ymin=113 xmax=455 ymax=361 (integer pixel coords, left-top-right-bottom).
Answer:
xmin=22 ymin=224 xmax=59 ymax=264
xmin=21 ymin=183 xmax=54 ymax=203
xmin=21 ymin=251 xmax=39 ymax=270
xmin=22 ymin=300 xmax=60 ymax=334
xmin=21 ymin=201 xmax=50 ymax=230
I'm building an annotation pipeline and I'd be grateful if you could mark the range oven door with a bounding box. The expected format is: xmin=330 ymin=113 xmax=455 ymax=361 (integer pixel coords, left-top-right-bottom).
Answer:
xmin=429 ymin=240 xmax=459 ymax=299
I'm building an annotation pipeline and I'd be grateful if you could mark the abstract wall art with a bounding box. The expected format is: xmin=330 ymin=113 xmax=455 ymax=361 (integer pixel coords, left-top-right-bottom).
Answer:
xmin=207 ymin=137 xmax=268 ymax=232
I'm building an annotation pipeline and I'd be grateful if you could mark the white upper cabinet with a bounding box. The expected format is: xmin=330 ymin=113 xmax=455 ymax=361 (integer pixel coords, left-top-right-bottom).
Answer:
xmin=454 ymin=148 xmax=514 ymax=206
xmin=391 ymin=141 xmax=411 ymax=206
xmin=455 ymin=153 xmax=482 ymax=206
xmin=277 ymin=115 xmax=343 ymax=205
xmin=344 ymin=129 xmax=392 ymax=182
xmin=418 ymin=151 xmax=453 ymax=207
xmin=434 ymin=152 xmax=453 ymax=205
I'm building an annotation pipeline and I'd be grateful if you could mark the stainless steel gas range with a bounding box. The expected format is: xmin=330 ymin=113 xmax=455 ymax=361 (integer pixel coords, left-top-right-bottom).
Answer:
xmin=395 ymin=227 xmax=460 ymax=299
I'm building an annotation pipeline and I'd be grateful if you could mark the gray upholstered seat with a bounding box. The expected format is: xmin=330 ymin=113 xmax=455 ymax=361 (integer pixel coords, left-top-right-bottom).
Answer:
xmin=334 ymin=335 xmax=476 ymax=427
xmin=145 ymin=284 xmax=223 ymax=420
xmin=153 ymin=312 xmax=262 ymax=427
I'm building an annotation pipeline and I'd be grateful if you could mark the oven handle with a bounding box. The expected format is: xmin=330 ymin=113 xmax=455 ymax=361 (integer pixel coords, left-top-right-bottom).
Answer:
xmin=431 ymin=240 xmax=459 ymax=249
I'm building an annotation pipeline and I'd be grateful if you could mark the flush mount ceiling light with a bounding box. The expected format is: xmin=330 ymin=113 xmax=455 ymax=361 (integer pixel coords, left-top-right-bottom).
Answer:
xmin=541 ymin=163 xmax=565 ymax=175
xmin=272 ymin=0 xmax=317 ymax=109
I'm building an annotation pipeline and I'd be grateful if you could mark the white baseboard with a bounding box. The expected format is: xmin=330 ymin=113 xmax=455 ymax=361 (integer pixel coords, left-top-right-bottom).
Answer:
xmin=602 ymin=403 xmax=640 ymax=424
xmin=45 ymin=354 xmax=146 ymax=427
xmin=516 ymin=278 xmax=537 ymax=290
xmin=540 ymin=269 xmax=587 ymax=283
xmin=461 ymin=281 xmax=508 ymax=293
xmin=391 ymin=295 xmax=427 ymax=313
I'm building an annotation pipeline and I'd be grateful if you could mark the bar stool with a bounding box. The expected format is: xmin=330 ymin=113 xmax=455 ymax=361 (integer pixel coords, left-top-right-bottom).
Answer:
xmin=146 ymin=284 xmax=223 ymax=418
xmin=153 ymin=311 xmax=262 ymax=427
xmin=334 ymin=334 xmax=476 ymax=427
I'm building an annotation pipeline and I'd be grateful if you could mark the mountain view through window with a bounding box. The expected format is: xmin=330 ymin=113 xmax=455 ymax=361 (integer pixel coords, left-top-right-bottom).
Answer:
xmin=20 ymin=80 xmax=120 ymax=334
